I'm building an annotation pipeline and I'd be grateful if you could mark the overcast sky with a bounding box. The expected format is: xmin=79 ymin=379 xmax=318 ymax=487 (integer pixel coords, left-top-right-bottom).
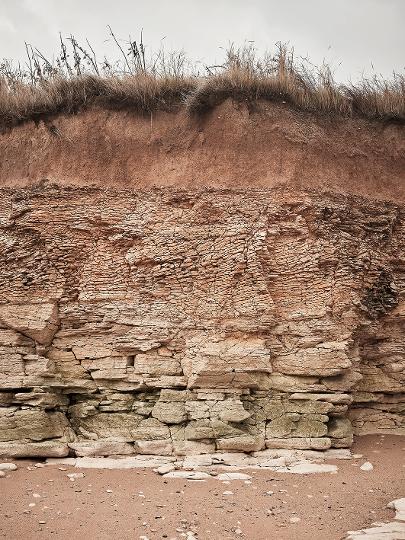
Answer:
xmin=1 ymin=0 xmax=404 ymax=82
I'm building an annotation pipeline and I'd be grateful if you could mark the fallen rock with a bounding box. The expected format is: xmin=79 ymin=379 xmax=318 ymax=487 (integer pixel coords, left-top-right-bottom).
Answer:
xmin=346 ymin=521 xmax=405 ymax=539
xmin=0 ymin=463 xmax=17 ymax=471
xmin=387 ymin=498 xmax=405 ymax=521
xmin=156 ymin=464 xmax=175 ymax=475
xmin=67 ymin=472 xmax=85 ymax=480
xmin=163 ymin=471 xmax=211 ymax=480
xmin=216 ymin=472 xmax=252 ymax=481
xmin=360 ymin=461 xmax=374 ymax=471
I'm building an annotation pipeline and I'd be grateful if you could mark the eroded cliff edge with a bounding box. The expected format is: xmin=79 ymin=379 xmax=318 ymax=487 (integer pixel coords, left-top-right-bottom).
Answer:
xmin=0 ymin=184 xmax=404 ymax=457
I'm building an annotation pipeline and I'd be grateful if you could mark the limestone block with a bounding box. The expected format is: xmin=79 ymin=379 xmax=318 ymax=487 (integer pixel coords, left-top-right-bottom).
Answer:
xmin=196 ymin=390 xmax=225 ymax=400
xmin=133 ymin=353 xmax=182 ymax=376
xmin=267 ymin=374 xmax=326 ymax=393
xmin=216 ymin=435 xmax=265 ymax=452
xmin=0 ymin=329 xmax=33 ymax=349
xmin=330 ymin=436 xmax=353 ymax=448
xmin=328 ymin=417 xmax=353 ymax=439
xmin=349 ymin=408 xmax=405 ymax=435
xmin=134 ymin=440 xmax=173 ymax=455
xmin=0 ymin=441 xmax=69 ymax=457
xmin=184 ymin=421 xmax=215 ymax=440
xmin=69 ymin=440 xmax=135 ymax=456
xmin=212 ymin=400 xmax=251 ymax=423
xmin=265 ymin=437 xmax=332 ymax=450
xmin=273 ymin=343 xmax=351 ymax=377
xmin=0 ymin=409 xmax=69 ymax=442
xmin=152 ymin=401 xmax=187 ymax=424
xmin=70 ymin=412 xmax=144 ymax=441
xmin=99 ymin=394 xmax=134 ymax=413
xmin=132 ymin=418 xmax=171 ymax=440
xmin=185 ymin=400 xmax=210 ymax=420
xmin=210 ymin=419 xmax=248 ymax=439
xmin=0 ymin=352 xmax=25 ymax=376
xmin=266 ymin=414 xmax=300 ymax=438
xmin=0 ymin=303 xmax=59 ymax=345
xmin=159 ymin=389 xmax=192 ymax=402
xmin=12 ymin=391 xmax=69 ymax=409
xmin=286 ymin=400 xmax=334 ymax=415
xmin=294 ymin=416 xmax=328 ymax=438
xmin=290 ymin=393 xmax=353 ymax=405
xmin=172 ymin=440 xmax=216 ymax=455
xmin=144 ymin=376 xmax=187 ymax=389
xmin=181 ymin=335 xmax=271 ymax=388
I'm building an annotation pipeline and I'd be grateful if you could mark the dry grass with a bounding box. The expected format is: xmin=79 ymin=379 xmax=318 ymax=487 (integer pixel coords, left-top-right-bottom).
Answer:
xmin=0 ymin=38 xmax=404 ymax=129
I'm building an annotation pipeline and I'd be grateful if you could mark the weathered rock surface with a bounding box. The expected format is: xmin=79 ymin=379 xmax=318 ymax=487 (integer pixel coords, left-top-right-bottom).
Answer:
xmin=0 ymin=185 xmax=404 ymax=456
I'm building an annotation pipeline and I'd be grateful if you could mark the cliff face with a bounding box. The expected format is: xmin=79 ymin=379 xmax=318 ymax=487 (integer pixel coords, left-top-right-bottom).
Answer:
xmin=0 ymin=184 xmax=404 ymax=457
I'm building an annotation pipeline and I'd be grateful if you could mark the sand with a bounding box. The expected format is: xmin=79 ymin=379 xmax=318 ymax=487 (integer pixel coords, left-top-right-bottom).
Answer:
xmin=0 ymin=434 xmax=404 ymax=540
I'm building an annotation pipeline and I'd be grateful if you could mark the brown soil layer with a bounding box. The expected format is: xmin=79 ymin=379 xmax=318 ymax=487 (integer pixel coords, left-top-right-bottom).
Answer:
xmin=0 ymin=100 xmax=404 ymax=201
xmin=0 ymin=435 xmax=404 ymax=540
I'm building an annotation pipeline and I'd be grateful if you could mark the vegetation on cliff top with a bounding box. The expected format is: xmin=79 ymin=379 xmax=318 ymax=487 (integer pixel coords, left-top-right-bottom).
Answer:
xmin=0 ymin=31 xmax=404 ymax=129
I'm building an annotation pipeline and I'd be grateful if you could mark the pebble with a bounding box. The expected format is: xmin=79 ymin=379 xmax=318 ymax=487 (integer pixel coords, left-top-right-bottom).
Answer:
xmin=289 ymin=517 xmax=301 ymax=524
xmin=360 ymin=462 xmax=374 ymax=471
xmin=156 ymin=464 xmax=175 ymax=475
xmin=33 ymin=493 xmax=41 ymax=498
xmin=0 ymin=463 xmax=17 ymax=471
xmin=67 ymin=472 xmax=85 ymax=480
xmin=223 ymin=491 xmax=234 ymax=496
xmin=0 ymin=471 xmax=5 ymax=478
xmin=106 ymin=489 xmax=113 ymax=493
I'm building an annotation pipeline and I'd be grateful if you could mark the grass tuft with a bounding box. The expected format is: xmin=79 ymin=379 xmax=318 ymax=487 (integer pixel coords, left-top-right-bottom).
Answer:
xmin=0 ymin=36 xmax=404 ymax=129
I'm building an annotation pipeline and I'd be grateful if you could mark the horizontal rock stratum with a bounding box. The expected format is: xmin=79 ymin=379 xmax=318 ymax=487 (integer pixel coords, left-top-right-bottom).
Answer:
xmin=0 ymin=177 xmax=404 ymax=457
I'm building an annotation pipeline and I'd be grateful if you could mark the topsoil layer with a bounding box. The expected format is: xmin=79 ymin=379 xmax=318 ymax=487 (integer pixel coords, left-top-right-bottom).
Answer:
xmin=0 ymin=100 xmax=404 ymax=201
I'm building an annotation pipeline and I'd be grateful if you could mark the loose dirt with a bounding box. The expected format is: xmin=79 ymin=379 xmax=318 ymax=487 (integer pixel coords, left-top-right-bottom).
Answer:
xmin=0 ymin=435 xmax=404 ymax=540
xmin=1 ymin=101 xmax=404 ymax=202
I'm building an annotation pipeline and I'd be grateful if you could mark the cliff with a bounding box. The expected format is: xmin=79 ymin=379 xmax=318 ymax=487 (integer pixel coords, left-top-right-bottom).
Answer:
xmin=0 ymin=101 xmax=404 ymax=457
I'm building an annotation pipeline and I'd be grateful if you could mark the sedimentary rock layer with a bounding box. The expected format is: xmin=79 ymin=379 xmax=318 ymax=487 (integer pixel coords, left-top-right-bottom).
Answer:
xmin=0 ymin=184 xmax=404 ymax=457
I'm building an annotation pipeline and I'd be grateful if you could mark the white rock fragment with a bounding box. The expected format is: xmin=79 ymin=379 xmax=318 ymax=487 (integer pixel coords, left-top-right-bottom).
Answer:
xmin=387 ymin=498 xmax=405 ymax=522
xmin=289 ymin=517 xmax=301 ymax=523
xmin=0 ymin=463 xmax=17 ymax=471
xmin=346 ymin=522 xmax=405 ymax=539
xmin=67 ymin=472 xmax=85 ymax=480
xmin=163 ymin=471 xmax=211 ymax=480
xmin=223 ymin=491 xmax=233 ymax=495
xmin=216 ymin=472 xmax=252 ymax=481
xmin=360 ymin=462 xmax=373 ymax=471
xmin=156 ymin=464 xmax=175 ymax=475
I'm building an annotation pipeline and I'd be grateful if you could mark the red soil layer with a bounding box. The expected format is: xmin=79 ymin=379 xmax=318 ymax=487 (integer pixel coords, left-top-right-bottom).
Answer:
xmin=0 ymin=100 xmax=404 ymax=201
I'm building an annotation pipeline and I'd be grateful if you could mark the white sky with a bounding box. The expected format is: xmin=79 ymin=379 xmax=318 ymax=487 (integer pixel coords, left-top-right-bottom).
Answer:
xmin=1 ymin=0 xmax=404 ymax=82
